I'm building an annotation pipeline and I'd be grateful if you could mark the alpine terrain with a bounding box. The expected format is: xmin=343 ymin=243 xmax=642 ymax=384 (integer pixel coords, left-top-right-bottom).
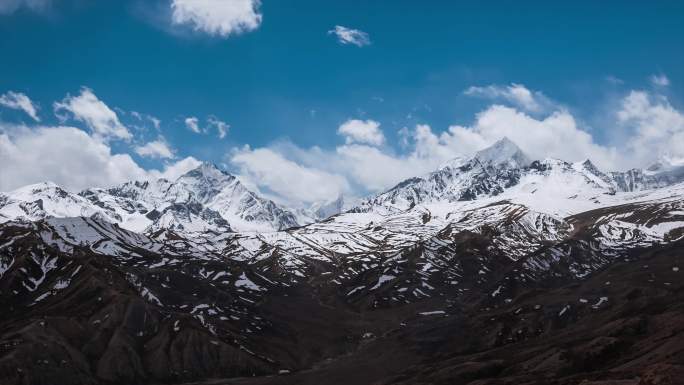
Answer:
xmin=1 ymin=138 xmax=683 ymax=385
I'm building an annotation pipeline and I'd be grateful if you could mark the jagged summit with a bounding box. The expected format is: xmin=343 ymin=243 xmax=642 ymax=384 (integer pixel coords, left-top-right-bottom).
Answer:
xmin=352 ymin=137 xmax=684 ymax=215
xmin=0 ymin=161 xmax=299 ymax=233
xmin=181 ymin=162 xmax=231 ymax=181
xmin=474 ymin=137 xmax=531 ymax=168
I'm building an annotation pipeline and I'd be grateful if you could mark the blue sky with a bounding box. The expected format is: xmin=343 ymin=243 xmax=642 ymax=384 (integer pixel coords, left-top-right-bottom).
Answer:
xmin=1 ymin=0 xmax=683 ymax=206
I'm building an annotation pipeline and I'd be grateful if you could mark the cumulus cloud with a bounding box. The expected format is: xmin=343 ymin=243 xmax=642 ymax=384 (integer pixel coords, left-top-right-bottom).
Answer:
xmin=338 ymin=119 xmax=384 ymax=146
xmin=618 ymin=90 xmax=684 ymax=165
xmin=464 ymin=83 xmax=552 ymax=113
xmin=649 ymin=74 xmax=670 ymax=87
xmin=150 ymin=156 xmax=202 ymax=181
xmin=170 ymin=0 xmax=262 ymax=37
xmin=328 ymin=25 xmax=371 ymax=47
xmin=334 ymin=144 xmax=440 ymax=192
xmin=184 ymin=116 xmax=201 ymax=133
xmin=443 ymin=105 xmax=620 ymax=168
xmin=208 ymin=116 xmax=229 ymax=139
xmin=54 ymin=88 xmax=131 ymax=141
xmin=0 ymin=125 xmax=145 ymax=191
xmin=135 ymin=138 xmax=175 ymax=159
xmin=0 ymin=91 xmax=40 ymax=121
xmin=0 ymin=124 xmax=199 ymax=191
xmin=231 ymin=146 xmax=349 ymax=204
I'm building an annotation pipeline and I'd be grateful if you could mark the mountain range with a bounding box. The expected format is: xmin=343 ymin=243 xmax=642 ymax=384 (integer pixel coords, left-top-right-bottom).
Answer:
xmin=1 ymin=138 xmax=683 ymax=385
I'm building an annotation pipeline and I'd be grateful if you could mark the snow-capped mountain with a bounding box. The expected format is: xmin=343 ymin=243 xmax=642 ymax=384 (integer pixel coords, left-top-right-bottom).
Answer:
xmin=352 ymin=137 xmax=684 ymax=216
xmin=0 ymin=162 xmax=299 ymax=233
xmin=1 ymin=137 xmax=684 ymax=385
xmin=293 ymin=195 xmax=348 ymax=224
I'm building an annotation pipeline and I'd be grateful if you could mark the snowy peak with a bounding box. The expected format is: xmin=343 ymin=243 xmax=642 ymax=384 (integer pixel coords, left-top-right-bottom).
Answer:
xmin=474 ymin=137 xmax=531 ymax=168
xmin=0 ymin=182 xmax=119 ymax=224
xmin=174 ymin=162 xmax=237 ymax=205
xmin=0 ymin=162 xmax=300 ymax=233
xmin=178 ymin=162 xmax=234 ymax=188
xmin=352 ymin=137 xmax=684 ymax=216
xmin=353 ymin=138 xmax=533 ymax=213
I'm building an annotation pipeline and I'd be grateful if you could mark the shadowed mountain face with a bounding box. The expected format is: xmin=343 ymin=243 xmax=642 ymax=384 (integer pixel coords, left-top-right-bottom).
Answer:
xmin=0 ymin=139 xmax=683 ymax=385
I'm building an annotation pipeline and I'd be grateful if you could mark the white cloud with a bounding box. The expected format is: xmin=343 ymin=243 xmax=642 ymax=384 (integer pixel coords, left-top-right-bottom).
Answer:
xmin=131 ymin=111 xmax=161 ymax=130
xmin=0 ymin=125 xmax=145 ymax=191
xmin=149 ymin=116 xmax=161 ymax=130
xmin=208 ymin=116 xmax=229 ymax=139
xmin=618 ymin=90 xmax=684 ymax=165
xmin=334 ymin=143 xmax=440 ymax=192
xmin=135 ymin=138 xmax=175 ymax=159
xmin=150 ymin=156 xmax=202 ymax=181
xmin=338 ymin=119 xmax=384 ymax=146
xmin=605 ymin=75 xmax=624 ymax=85
xmin=328 ymin=25 xmax=371 ymax=47
xmin=0 ymin=0 xmax=51 ymax=14
xmin=464 ymin=83 xmax=551 ymax=113
xmin=231 ymin=146 xmax=349 ymax=205
xmin=443 ymin=105 xmax=620 ymax=168
xmin=184 ymin=116 xmax=201 ymax=133
xmin=170 ymin=0 xmax=262 ymax=37
xmin=0 ymin=124 xmax=199 ymax=192
xmin=0 ymin=91 xmax=40 ymax=121
xmin=53 ymin=88 xmax=131 ymax=141
xmin=649 ymin=74 xmax=670 ymax=87
xmin=228 ymin=108 xmax=623 ymax=204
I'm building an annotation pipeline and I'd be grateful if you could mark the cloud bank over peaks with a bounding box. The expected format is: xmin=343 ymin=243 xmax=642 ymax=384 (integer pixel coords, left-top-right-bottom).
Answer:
xmin=618 ymin=90 xmax=684 ymax=166
xmin=0 ymin=122 xmax=201 ymax=192
xmin=3 ymin=81 xmax=682 ymax=209
xmin=1 ymin=87 xmax=202 ymax=192
xmin=228 ymin=83 xmax=683 ymax=207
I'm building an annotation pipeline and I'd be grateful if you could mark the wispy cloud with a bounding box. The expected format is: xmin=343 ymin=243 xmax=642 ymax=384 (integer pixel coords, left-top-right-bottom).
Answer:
xmin=464 ymin=83 xmax=553 ymax=113
xmin=649 ymin=74 xmax=670 ymax=87
xmin=328 ymin=25 xmax=371 ymax=47
xmin=184 ymin=116 xmax=202 ymax=134
xmin=605 ymin=75 xmax=624 ymax=85
xmin=208 ymin=116 xmax=230 ymax=139
xmin=0 ymin=91 xmax=40 ymax=121
xmin=0 ymin=0 xmax=52 ymax=15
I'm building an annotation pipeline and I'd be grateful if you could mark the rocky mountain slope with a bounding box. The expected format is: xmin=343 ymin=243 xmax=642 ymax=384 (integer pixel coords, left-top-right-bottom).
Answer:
xmin=1 ymin=138 xmax=683 ymax=385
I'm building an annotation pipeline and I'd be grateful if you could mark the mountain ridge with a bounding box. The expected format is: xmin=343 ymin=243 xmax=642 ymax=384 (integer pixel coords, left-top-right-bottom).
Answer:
xmin=4 ymin=139 xmax=684 ymax=236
